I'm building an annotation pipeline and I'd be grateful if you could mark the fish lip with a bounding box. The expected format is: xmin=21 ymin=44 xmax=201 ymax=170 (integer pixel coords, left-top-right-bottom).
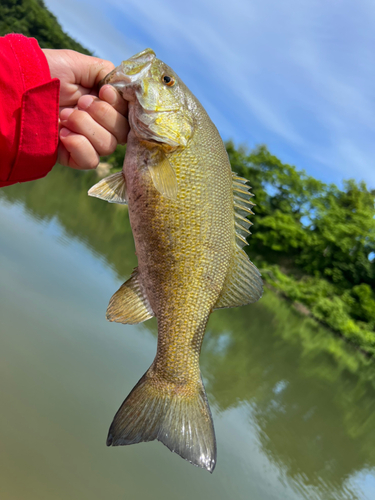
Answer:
xmin=98 ymin=67 xmax=131 ymax=91
xmin=98 ymin=49 xmax=156 ymax=92
xmin=98 ymin=64 xmax=151 ymax=93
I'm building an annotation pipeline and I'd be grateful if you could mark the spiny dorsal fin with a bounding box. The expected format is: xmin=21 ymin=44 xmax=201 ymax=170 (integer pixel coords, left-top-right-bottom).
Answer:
xmin=88 ymin=172 xmax=127 ymax=204
xmin=214 ymin=248 xmax=263 ymax=309
xmin=106 ymin=268 xmax=154 ymax=324
xmin=232 ymin=173 xmax=255 ymax=248
xmin=148 ymin=151 xmax=178 ymax=201
xmin=214 ymin=173 xmax=263 ymax=309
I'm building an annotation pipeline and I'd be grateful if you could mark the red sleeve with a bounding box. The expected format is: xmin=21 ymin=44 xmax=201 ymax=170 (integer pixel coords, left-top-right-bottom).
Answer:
xmin=0 ymin=34 xmax=60 ymax=187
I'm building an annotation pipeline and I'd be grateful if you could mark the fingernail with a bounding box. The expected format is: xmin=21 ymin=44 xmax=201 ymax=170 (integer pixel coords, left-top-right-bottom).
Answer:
xmin=101 ymin=85 xmax=117 ymax=105
xmin=78 ymin=95 xmax=95 ymax=110
xmin=60 ymin=127 xmax=72 ymax=138
xmin=60 ymin=108 xmax=74 ymax=121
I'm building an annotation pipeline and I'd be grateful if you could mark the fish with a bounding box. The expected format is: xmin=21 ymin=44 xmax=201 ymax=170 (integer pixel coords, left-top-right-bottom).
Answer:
xmin=88 ymin=48 xmax=263 ymax=473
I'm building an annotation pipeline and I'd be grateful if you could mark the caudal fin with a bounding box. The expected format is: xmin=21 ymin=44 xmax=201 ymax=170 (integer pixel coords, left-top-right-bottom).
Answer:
xmin=106 ymin=370 xmax=217 ymax=472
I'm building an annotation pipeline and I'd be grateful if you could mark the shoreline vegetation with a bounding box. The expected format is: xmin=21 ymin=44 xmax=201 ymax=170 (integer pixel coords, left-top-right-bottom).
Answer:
xmin=2 ymin=0 xmax=374 ymax=358
xmin=231 ymin=144 xmax=375 ymax=358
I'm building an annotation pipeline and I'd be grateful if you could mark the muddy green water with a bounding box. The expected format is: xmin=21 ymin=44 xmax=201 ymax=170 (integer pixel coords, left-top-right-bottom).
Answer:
xmin=1 ymin=166 xmax=375 ymax=500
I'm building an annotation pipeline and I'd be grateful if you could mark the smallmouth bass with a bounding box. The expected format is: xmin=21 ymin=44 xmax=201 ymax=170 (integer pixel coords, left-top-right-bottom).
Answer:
xmin=89 ymin=49 xmax=263 ymax=472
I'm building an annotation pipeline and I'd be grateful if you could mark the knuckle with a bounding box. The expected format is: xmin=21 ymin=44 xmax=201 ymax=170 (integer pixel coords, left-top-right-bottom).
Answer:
xmin=92 ymin=100 xmax=111 ymax=123
xmin=97 ymin=135 xmax=117 ymax=156
xmin=80 ymin=148 xmax=98 ymax=170
xmin=87 ymin=157 xmax=99 ymax=169
xmin=67 ymin=134 xmax=98 ymax=169
xmin=72 ymin=133 xmax=88 ymax=148
xmin=67 ymin=109 xmax=87 ymax=130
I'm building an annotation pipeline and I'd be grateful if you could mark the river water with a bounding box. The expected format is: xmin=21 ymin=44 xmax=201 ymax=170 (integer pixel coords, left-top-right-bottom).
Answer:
xmin=1 ymin=166 xmax=375 ymax=500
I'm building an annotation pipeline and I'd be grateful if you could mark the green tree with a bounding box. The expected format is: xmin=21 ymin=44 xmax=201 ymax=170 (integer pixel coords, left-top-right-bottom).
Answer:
xmin=300 ymin=180 xmax=375 ymax=287
xmin=0 ymin=0 xmax=91 ymax=53
xmin=226 ymin=142 xmax=325 ymax=258
xmin=227 ymin=142 xmax=375 ymax=289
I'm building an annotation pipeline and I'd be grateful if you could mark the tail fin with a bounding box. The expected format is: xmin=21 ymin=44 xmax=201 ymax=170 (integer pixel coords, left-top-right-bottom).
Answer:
xmin=106 ymin=370 xmax=217 ymax=472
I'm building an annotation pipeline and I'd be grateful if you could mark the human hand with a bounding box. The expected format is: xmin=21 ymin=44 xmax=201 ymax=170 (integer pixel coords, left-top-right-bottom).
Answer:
xmin=43 ymin=49 xmax=129 ymax=169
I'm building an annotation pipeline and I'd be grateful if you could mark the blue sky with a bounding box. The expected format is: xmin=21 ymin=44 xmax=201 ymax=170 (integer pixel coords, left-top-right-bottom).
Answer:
xmin=45 ymin=0 xmax=375 ymax=188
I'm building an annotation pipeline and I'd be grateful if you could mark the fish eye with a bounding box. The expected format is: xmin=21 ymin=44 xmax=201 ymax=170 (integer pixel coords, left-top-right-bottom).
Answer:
xmin=163 ymin=75 xmax=175 ymax=87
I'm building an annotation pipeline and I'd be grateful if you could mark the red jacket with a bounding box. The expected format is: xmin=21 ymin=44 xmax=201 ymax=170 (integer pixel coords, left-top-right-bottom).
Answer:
xmin=0 ymin=34 xmax=60 ymax=187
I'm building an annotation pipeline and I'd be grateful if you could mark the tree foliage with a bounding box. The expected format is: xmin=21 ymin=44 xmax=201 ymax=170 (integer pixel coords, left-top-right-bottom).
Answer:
xmin=227 ymin=142 xmax=375 ymax=285
xmin=301 ymin=180 xmax=375 ymax=287
xmin=226 ymin=142 xmax=375 ymax=354
xmin=0 ymin=0 xmax=91 ymax=53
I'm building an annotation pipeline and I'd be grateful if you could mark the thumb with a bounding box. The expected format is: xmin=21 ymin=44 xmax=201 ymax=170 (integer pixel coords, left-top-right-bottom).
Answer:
xmin=83 ymin=58 xmax=116 ymax=88
xmin=67 ymin=50 xmax=115 ymax=89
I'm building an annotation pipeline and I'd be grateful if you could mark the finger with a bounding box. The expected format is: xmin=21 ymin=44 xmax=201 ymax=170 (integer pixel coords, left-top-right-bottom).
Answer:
xmin=58 ymin=142 xmax=83 ymax=169
xmin=99 ymin=85 xmax=128 ymax=115
xmin=59 ymin=127 xmax=100 ymax=170
xmin=57 ymin=141 xmax=70 ymax=167
xmin=60 ymin=107 xmax=75 ymax=122
xmin=44 ymin=50 xmax=116 ymax=105
xmin=60 ymin=108 xmax=118 ymax=155
xmin=87 ymin=59 xmax=115 ymax=88
xmin=71 ymin=53 xmax=115 ymax=88
xmin=77 ymin=95 xmax=129 ymax=145
xmin=60 ymin=84 xmax=94 ymax=107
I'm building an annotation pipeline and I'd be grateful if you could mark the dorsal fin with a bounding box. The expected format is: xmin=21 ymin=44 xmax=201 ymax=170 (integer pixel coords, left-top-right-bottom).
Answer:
xmin=106 ymin=268 xmax=154 ymax=324
xmin=214 ymin=173 xmax=263 ymax=309
xmin=88 ymin=172 xmax=127 ymax=204
xmin=232 ymin=173 xmax=255 ymax=248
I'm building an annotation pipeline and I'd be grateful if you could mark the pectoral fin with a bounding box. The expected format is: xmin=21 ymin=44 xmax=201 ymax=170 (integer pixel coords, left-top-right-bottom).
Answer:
xmin=88 ymin=172 xmax=127 ymax=204
xmin=106 ymin=268 xmax=154 ymax=324
xmin=148 ymin=153 xmax=178 ymax=200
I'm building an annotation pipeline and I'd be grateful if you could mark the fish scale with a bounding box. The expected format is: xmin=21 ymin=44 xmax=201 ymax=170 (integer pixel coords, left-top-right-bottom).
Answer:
xmin=128 ymin=142 xmax=231 ymax=380
xmin=88 ymin=48 xmax=262 ymax=472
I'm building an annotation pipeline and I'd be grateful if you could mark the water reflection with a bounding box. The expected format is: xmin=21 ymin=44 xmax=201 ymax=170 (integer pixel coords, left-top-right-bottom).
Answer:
xmin=1 ymin=165 xmax=375 ymax=500
xmin=204 ymin=302 xmax=375 ymax=499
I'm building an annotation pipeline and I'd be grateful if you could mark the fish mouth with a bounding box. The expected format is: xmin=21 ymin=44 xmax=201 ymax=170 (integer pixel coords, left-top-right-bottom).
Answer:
xmin=98 ymin=48 xmax=156 ymax=93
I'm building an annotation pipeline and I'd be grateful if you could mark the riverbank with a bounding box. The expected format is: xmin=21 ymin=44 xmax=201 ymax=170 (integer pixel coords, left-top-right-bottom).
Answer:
xmin=225 ymin=141 xmax=375 ymax=360
xmin=258 ymin=261 xmax=375 ymax=358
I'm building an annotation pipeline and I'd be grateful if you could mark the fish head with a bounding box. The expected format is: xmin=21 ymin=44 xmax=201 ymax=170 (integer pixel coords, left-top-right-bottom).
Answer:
xmin=100 ymin=49 xmax=194 ymax=150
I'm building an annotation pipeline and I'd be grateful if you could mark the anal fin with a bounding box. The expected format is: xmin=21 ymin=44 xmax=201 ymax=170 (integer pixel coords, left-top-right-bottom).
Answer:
xmin=106 ymin=268 xmax=154 ymax=324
